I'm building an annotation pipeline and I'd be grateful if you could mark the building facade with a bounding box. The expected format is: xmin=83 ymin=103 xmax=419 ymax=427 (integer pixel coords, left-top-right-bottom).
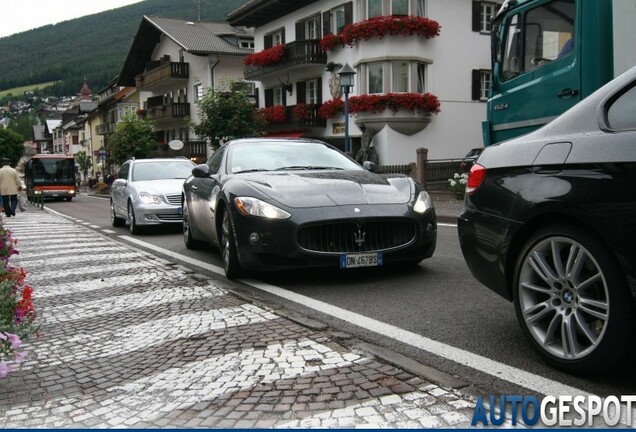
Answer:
xmin=117 ymin=16 xmax=255 ymax=163
xmin=229 ymin=0 xmax=502 ymax=164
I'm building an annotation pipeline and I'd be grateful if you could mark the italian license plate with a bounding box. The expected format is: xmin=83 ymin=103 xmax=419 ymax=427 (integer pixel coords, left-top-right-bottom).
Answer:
xmin=340 ymin=253 xmax=383 ymax=269
xmin=177 ymin=206 xmax=183 ymax=215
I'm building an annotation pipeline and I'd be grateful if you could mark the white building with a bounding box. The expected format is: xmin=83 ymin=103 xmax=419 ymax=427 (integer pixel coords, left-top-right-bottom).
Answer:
xmin=228 ymin=0 xmax=502 ymax=163
xmin=117 ymin=16 xmax=255 ymax=163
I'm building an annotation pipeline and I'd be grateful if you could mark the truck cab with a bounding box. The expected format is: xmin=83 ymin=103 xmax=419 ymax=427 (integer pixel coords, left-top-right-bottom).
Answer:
xmin=483 ymin=0 xmax=635 ymax=145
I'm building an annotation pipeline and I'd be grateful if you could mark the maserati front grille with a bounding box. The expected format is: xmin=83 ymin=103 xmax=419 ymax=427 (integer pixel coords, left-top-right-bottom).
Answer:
xmin=297 ymin=220 xmax=416 ymax=253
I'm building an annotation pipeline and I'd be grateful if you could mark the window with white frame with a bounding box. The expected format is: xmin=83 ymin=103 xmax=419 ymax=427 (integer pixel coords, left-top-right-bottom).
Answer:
xmin=365 ymin=61 xmax=428 ymax=93
xmin=368 ymin=62 xmax=384 ymax=94
xmin=417 ymin=63 xmax=426 ymax=93
xmin=305 ymin=16 xmax=320 ymax=39
xmin=472 ymin=69 xmax=492 ymax=100
xmin=239 ymin=39 xmax=254 ymax=48
xmin=474 ymin=1 xmax=498 ymax=33
xmin=391 ymin=0 xmax=409 ymax=16
xmin=480 ymin=70 xmax=491 ymax=100
xmin=416 ymin=0 xmax=426 ymax=17
xmin=273 ymin=87 xmax=283 ymax=106
xmin=391 ymin=62 xmax=409 ymax=92
xmin=368 ymin=0 xmax=382 ymax=18
xmin=332 ymin=5 xmax=346 ymax=34
xmin=306 ymin=79 xmax=318 ymax=104
xmin=194 ymin=83 xmax=203 ymax=102
xmin=272 ymin=30 xmax=283 ymax=46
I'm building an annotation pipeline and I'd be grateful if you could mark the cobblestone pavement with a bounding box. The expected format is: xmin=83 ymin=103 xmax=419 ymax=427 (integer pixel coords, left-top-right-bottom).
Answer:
xmin=0 ymin=210 xmax=479 ymax=428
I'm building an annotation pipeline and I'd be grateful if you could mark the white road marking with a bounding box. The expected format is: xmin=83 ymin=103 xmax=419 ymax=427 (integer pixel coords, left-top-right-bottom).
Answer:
xmin=102 ymin=229 xmax=117 ymax=234
xmin=438 ymin=223 xmax=457 ymax=228
xmin=121 ymin=235 xmax=226 ymax=275
xmin=119 ymin=235 xmax=592 ymax=399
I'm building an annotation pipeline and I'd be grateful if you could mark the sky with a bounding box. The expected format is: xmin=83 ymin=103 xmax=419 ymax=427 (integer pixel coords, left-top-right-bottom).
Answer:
xmin=0 ymin=0 xmax=145 ymax=38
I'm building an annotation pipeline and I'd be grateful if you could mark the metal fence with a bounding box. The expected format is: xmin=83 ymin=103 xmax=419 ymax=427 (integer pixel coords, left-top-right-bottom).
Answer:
xmin=377 ymin=163 xmax=416 ymax=177
xmin=377 ymin=159 xmax=462 ymax=188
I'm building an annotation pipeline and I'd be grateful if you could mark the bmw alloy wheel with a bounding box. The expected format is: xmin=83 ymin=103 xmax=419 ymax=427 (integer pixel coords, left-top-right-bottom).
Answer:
xmin=513 ymin=225 xmax=634 ymax=374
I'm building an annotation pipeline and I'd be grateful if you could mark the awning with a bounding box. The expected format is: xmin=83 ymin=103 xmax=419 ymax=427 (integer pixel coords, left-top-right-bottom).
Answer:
xmin=263 ymin=131 xmax=306 ymax=138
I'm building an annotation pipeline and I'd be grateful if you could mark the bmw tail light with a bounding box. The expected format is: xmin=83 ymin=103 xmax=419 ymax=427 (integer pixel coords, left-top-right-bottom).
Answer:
xmin=466 ymin=164 xmax=486 ymax=195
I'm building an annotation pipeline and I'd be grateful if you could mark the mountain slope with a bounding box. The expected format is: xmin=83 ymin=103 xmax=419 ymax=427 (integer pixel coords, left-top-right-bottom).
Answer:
xmin=0 ymin=0 xmax=246 ymax=95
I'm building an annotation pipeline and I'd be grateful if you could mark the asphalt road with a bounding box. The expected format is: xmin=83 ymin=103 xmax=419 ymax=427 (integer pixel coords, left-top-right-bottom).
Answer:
xmin=43 ymin=194 xmax=636 ymax=399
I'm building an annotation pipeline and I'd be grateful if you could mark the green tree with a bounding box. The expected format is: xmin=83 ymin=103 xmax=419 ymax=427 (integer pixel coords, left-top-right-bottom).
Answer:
xmin=0 ymin=128 xmax=25 ymax=166
xmin=8 ymin=114 xmax=36 ymax=140
xmin=75 ymin=150 xmax=92 ymax=181
xmin=107 ymin=114 xmax=156 ymax=165
xmin=193 ymin=84 xmax=265 ymax=149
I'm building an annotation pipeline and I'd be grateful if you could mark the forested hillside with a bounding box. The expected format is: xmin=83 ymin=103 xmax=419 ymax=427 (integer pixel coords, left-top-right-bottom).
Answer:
xmin=0 ymin=0 xmax=246 ymax=96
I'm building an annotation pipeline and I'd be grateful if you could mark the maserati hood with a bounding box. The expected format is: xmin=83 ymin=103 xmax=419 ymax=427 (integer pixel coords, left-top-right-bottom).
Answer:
xmin=242 ymin=171 xmax=413 ymax=208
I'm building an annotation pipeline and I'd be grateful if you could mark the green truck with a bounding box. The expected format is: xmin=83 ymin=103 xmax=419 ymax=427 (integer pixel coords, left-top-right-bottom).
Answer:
xmin=483 ymin=0 xmax=636 ymax=146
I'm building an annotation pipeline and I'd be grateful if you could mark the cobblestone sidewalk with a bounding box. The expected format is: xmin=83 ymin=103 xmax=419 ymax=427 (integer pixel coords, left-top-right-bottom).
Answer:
xmin=0 ymin=211 xmax=477 ymax=428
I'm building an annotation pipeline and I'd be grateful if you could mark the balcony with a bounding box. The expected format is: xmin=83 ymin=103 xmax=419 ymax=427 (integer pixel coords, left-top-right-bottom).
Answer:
xmin=136 ymin=61 xmax=189 ymax=92
xmin=244 ymin=40 xmax=327 ymax=80
xmin=262 ymin=104 xmax=326 ymax=134
xmin=96 ymin=123 xmax=116 ymax=135
xmin=146 ymin=102 xmax=191 ymax=122
xmin=156 ymin=140 xmax=207 ymax=164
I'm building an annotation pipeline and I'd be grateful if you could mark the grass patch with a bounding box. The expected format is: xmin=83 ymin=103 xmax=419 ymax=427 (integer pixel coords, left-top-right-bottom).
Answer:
xmin=0 ymin=81 xmax=57 ymax=98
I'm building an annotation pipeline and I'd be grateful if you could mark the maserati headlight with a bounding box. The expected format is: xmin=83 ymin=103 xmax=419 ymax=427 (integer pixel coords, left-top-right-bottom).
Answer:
xmin=413 ymin=191 xmax=433 ymax=214
xmin=234 ymin=197 xmax=291 ymax=219
xmin=138 ymin=192 xmax=161 ymax=204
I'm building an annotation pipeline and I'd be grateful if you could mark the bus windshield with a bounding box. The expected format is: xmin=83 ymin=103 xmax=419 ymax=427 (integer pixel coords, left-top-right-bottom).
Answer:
xmin=28 ymin=158 xmax=75 ymax=185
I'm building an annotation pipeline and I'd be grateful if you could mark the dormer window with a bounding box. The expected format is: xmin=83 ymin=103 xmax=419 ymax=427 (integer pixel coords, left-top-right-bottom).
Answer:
xmin=239 ymin=39 xmax=254 ymax=48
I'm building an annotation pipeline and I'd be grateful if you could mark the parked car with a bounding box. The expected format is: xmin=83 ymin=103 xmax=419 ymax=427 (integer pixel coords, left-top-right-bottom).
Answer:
xmin=459 ymin=148 xmax=483 ymax=173
xmin=458 ymin=66 xmax=636 ymax=375
xmin=110 ymin=158 xmax=195 ymax=234
xmin=182 ymin=138 xmax=437 ymax=279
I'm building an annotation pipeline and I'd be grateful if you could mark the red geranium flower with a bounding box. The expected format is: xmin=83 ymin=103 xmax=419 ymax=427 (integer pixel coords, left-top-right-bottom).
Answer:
xmin=320 ymin=15 xmax=441 ymax=52
xmin=243 ymin=44 xmax=286 ymax=66
xmin=258 ymin=105 xmax=287 ymax=124
xmin=318 ymin=98 xmax=345 ymax=119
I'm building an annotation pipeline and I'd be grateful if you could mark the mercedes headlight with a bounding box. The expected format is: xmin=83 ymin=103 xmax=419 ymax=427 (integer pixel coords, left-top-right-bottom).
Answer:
xmin=234 ymin=197 xmax=291 ymax=219
xmin=138 ymin=192 xmax=161 ymax=204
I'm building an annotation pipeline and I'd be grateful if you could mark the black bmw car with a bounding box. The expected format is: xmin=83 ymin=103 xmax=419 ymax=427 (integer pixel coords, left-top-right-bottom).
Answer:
xmin=182 ymin=138 xmax=437 ymax=279
xmin=458 ymin=66 xmax=636 ymax=375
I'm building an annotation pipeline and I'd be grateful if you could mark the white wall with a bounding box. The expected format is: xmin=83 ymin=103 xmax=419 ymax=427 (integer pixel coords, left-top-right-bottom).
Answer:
xmin=250 ymin=0 xmax=499 ymax=163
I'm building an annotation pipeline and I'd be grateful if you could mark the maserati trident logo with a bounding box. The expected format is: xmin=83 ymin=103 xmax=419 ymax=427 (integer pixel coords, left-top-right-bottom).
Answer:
xmin=353 ymin=227 xmax=366 ymax=249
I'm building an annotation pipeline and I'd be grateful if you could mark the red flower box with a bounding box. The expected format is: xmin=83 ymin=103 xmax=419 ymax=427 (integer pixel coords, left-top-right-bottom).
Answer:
xmin=258 ymin=105 xmax=287 ymax=124
xmin=293 ymin=103 xmax=314 ymax=119
xmin=243 ymin=44 xmax=286 ymax=66
xmin=320 ymin=15 xmax=441 ymax=51
xmin=349 ymin=92 xmax=441 ymax=115
xmin=318 ymin=98 xmax=345 ymax=119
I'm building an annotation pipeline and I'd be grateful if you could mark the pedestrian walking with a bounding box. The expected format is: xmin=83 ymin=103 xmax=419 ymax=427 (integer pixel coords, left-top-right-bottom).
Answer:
xmin=0 ymin=158 xmax=22 ymax=217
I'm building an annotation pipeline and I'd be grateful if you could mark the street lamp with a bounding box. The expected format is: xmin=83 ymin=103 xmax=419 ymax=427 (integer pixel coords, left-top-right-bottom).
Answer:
xmin=337 ymin=63 xmax=356 ymax=154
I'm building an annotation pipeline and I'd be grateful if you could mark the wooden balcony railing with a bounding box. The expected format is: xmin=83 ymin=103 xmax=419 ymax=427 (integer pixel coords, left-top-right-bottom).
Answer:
xmin=245 ymin=40 xmax=327 ymax=80
xmin=263 ymin=104 xmax=326 ymax=132
xmin=96 ymin=123 xmax=115 ymax=135
xmin=136 ymin=62 xmax=189 ymax=90
xmin=146 ymin=102 xmax=191 ymax=121
xmin=156 ymin=140 xmax=207 ymax=163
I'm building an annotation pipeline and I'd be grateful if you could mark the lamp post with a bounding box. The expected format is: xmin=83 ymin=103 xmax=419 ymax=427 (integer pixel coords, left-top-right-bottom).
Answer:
xmin=337 ymin=63 xmax=356 ymax=154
